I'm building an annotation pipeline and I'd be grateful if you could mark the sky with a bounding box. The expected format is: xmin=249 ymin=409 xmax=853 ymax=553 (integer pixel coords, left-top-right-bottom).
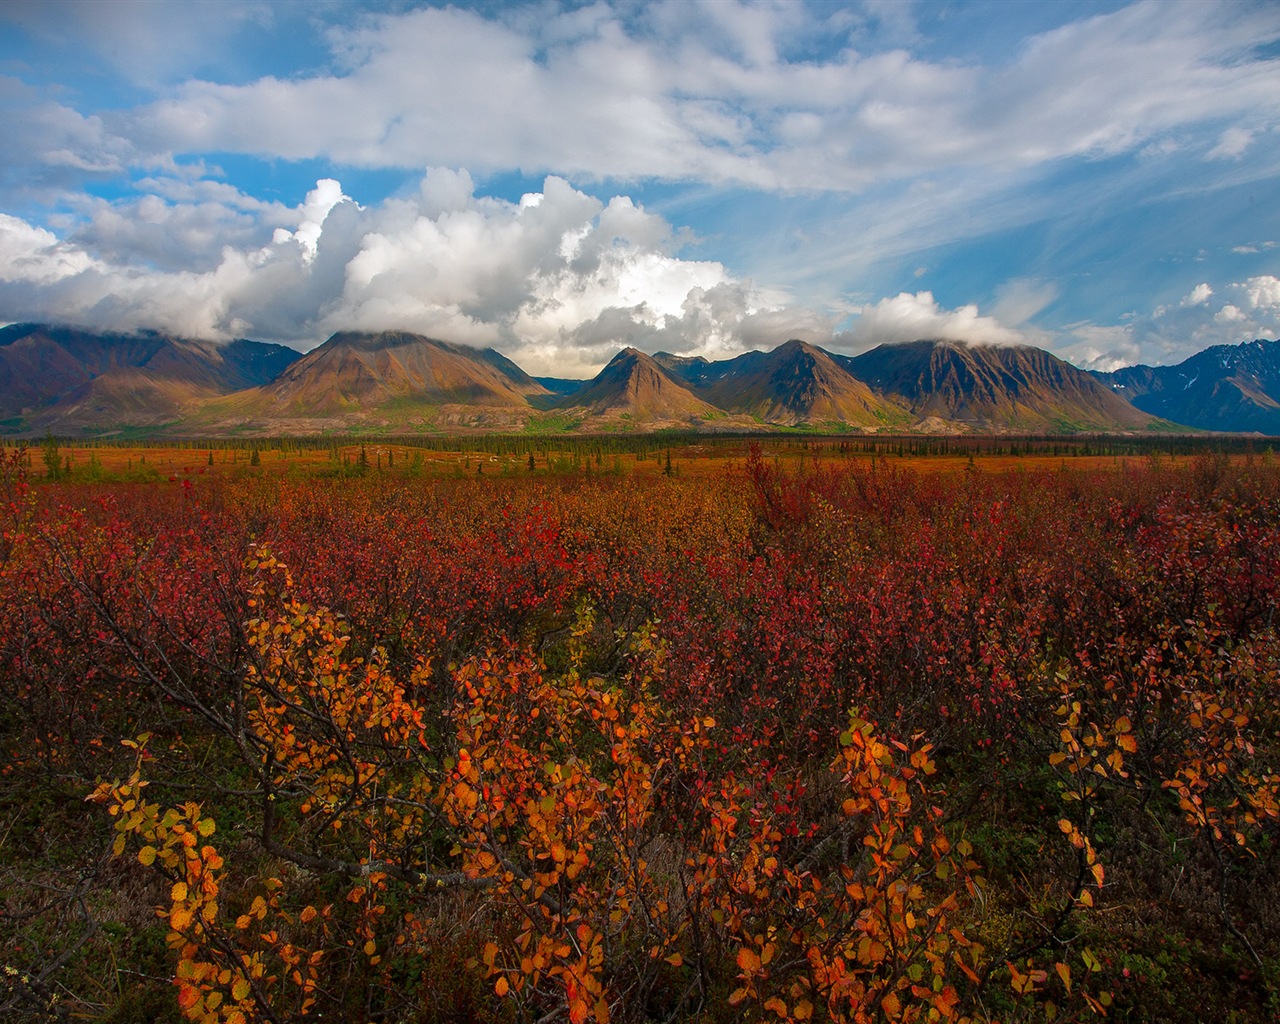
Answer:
xmin=0 ymin=0 xmax=1278 ymax=378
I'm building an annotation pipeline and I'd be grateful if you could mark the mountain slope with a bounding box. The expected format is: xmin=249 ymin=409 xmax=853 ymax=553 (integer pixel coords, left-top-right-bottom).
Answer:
xmin=679 ymin=340 xmax=904 ymax=427
xmin=1097 ymin=339 xmax=1280 ymax=433
xmin=201 ymin=330 xmax=550 ymax=431
xmin=0 ymin=323 xmax=300 ymax=430
xmin=842 ymin=340 xmax=1157 ymax=431
xmin=556 ymin=347 xmax=721 ymax=424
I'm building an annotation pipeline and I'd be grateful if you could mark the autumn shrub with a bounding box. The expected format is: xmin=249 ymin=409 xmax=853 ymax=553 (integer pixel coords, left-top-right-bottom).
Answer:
xmin=0 ymin=449 xmax=1277 ymax=1022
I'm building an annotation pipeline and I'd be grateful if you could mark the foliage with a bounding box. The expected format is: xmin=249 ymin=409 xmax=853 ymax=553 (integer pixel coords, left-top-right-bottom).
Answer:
xmin=1 ymin=448 xmax=1278 ymax=1022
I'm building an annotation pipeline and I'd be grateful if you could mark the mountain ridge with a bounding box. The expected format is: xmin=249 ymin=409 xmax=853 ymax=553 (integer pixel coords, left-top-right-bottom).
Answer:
xmin=1093 ymin=339 xmax=1280 ymax=434
xmin=2 ymin=323 xmax=1275 ymax=436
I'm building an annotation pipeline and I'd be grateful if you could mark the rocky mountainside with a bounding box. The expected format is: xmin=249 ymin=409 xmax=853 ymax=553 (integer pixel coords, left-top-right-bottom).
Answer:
xmin=197 ymin=330 xmax=553 ymax=432
xmin=656 ymin=340 xmax=906 ymax=428
xmin=0 ymin=323 xmax=299 ymax=431
xmin=840 ymin=340 xmax=1157 ymax=432
xmin=1095 ymin=339 xmax=1280 ymax=434
xmin=555 ymin=347 xmax=723 ymax=425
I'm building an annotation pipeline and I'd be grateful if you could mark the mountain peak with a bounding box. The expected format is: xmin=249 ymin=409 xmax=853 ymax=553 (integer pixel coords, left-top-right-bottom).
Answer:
xmin=559 ymin=346 xmax=718 ymax=423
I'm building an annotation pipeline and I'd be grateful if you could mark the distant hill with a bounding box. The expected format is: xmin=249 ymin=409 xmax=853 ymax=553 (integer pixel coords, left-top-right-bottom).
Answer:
xmin=1095 ymin=339 xmax=1280 ymax=434
xmin=840 ymin=340 xmax=1158 ymax=432
xmin=0 ymin=323 xmax=299 ymax=431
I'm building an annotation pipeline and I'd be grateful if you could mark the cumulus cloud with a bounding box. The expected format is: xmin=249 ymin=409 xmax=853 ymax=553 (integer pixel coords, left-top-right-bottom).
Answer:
xmin=835 ymin=290 xmax=1026 ymax=351
xmin=1206 ymin=126 xmax=1254 ymax=161
xmin=0 ymin=173 xmax=829 ymax=376
xmin=1061 ymin=276 xmax=1280 ymax=369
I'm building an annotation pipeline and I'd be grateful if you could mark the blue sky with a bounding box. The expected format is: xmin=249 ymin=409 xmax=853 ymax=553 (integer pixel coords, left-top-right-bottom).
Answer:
xmin=0 ymin=0 xmax=1277 ymax=376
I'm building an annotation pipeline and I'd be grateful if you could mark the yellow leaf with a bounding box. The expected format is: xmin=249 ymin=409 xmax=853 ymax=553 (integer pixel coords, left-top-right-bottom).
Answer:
xmin=231 ymin=978 xmax=251 ymax=1002
xmin=664 ymin=952 xmax=683 ymax=967
xmin=794 ymin=998 xmax=814 ymax=1020
xmin=1055 ymin=961 xmax=1072 ymax=993
xmin=138 ymin=846 xmax=157 ymax=866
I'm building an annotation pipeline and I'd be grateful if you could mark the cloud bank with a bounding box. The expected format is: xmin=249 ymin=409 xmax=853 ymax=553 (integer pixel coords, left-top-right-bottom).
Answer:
xmin=0 ymin=172 xmax=830 ymax=377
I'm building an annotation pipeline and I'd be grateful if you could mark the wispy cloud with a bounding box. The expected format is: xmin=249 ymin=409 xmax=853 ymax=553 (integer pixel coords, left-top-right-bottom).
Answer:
xmin=6 ymin=1 xmax=1275 ymax=193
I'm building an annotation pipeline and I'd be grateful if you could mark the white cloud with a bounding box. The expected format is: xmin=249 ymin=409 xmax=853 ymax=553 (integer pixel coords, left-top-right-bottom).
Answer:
xmin=1055 ymin=323 xmax=1143 ymax=373
xmin=1062 ymin=275 xmax=1280 ymax=368
xmin=53 ymin=0 xmax=1269 ymax=194
xmin=0 ymin=173 xmax=831 ymax=375
xmin=0 ymin=213 xmax=99 ymax=284
xmin=1182 ymin=282 xmax=1213 ymax=306
xmin=835 ymin=290 xmax=1026 ymax=350
xmin=1207 ymin=126 xmax=1254 ymax=161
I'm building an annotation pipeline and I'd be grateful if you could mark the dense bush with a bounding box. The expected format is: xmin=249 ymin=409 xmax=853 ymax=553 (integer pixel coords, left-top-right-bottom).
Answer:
xmin=1 ymin=445 xmax=1278 ymax=1022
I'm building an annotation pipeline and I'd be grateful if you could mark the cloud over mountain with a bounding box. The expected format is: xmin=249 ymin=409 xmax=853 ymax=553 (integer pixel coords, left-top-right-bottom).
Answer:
xmin=1 ymin=1 xmax=1277 ymax=374
xmin=0 ymin=171 xmax=830 ymax=377
xmin=1062 ymin=275 xmax=1280 ymax=370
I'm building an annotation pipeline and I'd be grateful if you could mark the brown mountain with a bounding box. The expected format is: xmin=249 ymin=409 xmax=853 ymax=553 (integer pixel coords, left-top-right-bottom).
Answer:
xmin=556 ymin=347 xmax=721 ymax=424
xmin=200 ymin=330 xmax=552 ymax=432
xmin=657 ymin=339 xmax=906 ymax=427
xmin=840 ymin=340 xmax=1159 ymax=432
xmin=0 ymin=323 xmax=300 ymax=431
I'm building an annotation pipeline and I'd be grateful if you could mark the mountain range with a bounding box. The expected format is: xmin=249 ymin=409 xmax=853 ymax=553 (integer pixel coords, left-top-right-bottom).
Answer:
xmin=1093 ymin=339 xmax=1280 ymax=435
xmin=1 ymin=322 xmax=1277 ymax=436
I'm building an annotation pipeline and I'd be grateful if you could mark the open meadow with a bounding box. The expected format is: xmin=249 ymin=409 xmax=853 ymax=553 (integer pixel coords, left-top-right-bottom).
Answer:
xmin=1 ymin=438 xmax=1278 ymax=1024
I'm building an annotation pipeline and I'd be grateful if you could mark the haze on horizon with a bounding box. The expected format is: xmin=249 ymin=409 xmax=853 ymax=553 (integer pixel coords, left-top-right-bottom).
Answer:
xmin=0 ymin=0 xmax=1278 ymax=379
